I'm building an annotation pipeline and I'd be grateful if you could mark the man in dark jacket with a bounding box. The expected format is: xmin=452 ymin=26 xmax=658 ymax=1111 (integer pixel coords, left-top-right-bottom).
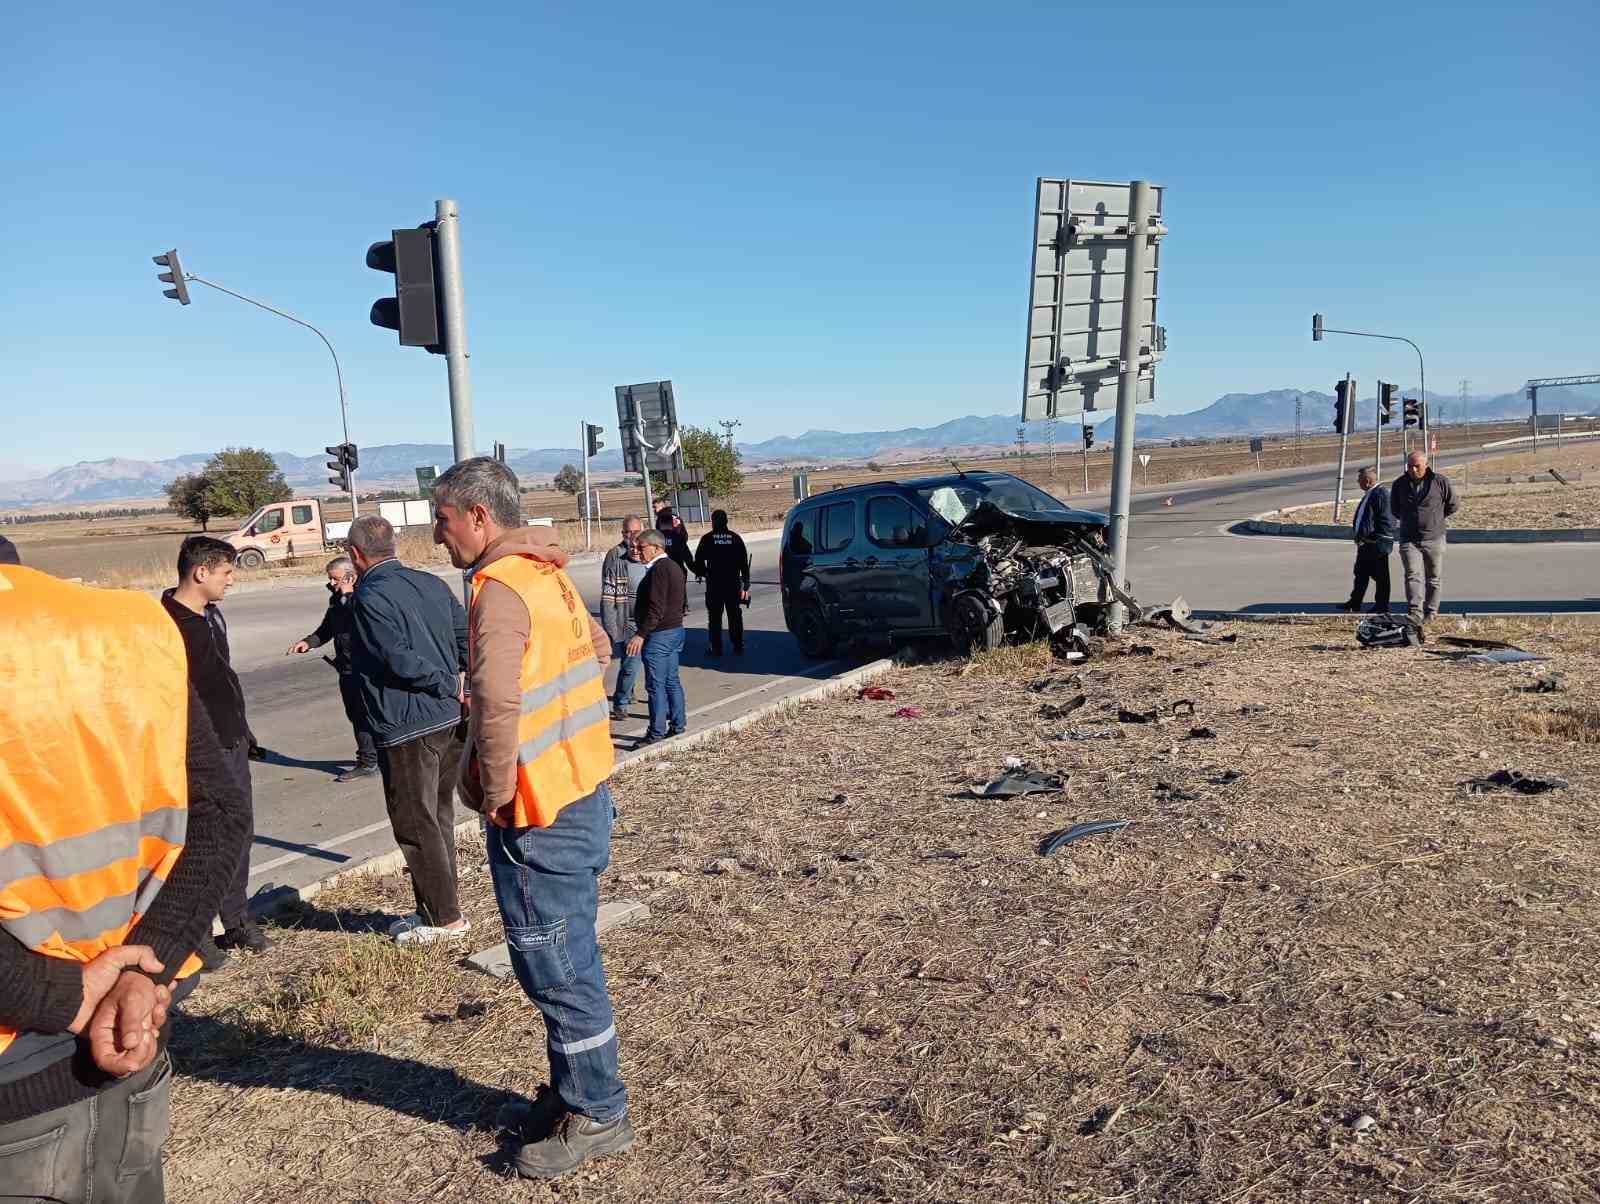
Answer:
xmin=0 ymin=533 xmax=18 ymax=564
xmin=347 ymin=515 xmax=470 ymax=945
xmin=1391 ymin=451 xmax=1458 ymax=626
xmin=161 ymin=536 xmax=266 ymax=959
xmin=693 ymin=510 xmax=750 ymax=656
xmin=627 ymin=529 xmax=687 ymax=744
xmin=655 ymin=507 xmax=695 ymax=577
xmin=1341 ymin=467 xmax=1396 ymax=614
xmin=287 ymin=555 xmax=376 ymax=781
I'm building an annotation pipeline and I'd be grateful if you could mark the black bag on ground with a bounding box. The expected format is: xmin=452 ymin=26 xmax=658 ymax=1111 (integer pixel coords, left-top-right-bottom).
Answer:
xmin=1357 ymin=616 xmax=1422 ymax=648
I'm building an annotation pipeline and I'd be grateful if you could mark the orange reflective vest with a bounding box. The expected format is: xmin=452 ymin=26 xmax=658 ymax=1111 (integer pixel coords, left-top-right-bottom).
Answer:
xmin=0 ymin=566 xmax=201 ymax=1055
xmin=470 ymin=555 xmax=614 ymax=828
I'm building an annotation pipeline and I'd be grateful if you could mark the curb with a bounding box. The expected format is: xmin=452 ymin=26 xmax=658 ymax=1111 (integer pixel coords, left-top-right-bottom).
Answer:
xmin=1233 ymin=513 xmax=1600 ymax=544
xmin=253 ymin=655 xmax=895 ymax=919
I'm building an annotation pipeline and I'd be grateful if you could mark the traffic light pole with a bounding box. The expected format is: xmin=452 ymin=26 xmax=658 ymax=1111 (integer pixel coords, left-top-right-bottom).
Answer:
xmin=1375 ymin=391 xmax=1383 ymax=484
xmin=1315 ymin=322 xmax=1424 ymax=463
xmin=1105 ymin=180 xmax=1155 ymax=634
xmin=434 ymin=199 xmax=475 ymax=464
xmin=184 ymin=273 xmax=358 ymax=517
xmin=580 ymin=420 xmax=593 ymax=552
xmin=1332 ymin=373 xmax=1353 ymax=522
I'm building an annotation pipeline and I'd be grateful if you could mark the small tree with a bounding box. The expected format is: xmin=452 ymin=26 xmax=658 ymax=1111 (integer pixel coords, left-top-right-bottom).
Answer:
xmin=202 ymin=447 xmax=291 ymax=519
xmin=678 ymin=425 xmax=743 ymax=499
xmin=552 ymin=464 xmax=583 ymax=496
xmin=865 ymin=460 xmax=883 ymax=473
xmin=164 ymin=473 xmax=216 ymax=530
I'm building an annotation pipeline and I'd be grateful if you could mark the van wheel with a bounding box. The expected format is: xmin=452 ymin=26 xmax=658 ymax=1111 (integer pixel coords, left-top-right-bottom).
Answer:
xmin=791 ymin=602 xmax=835 ymax=659
xmin=951 ymin=593 xmax=1004 ymax=655
xmin=236 ymin=549 xmax=265 ymax=570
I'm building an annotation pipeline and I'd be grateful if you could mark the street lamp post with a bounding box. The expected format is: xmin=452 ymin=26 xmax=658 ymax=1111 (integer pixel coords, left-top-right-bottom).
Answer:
xmin=1312 ymin=315 xmax=1426 ymax=460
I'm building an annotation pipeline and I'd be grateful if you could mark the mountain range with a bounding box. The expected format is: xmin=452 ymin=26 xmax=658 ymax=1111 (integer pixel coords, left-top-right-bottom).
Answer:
xmin=3 ymin=385 xmax=1593 ymax=508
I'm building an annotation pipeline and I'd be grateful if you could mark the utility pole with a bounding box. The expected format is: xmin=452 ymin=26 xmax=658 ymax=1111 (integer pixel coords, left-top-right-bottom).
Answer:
xmin=718 ymin=418 xmax=741 ymax=451
xmin=1016 ymin=424 xmax=1026 ymax=460
xmin=1105 ymin=180 xmax=1156 ymax=633
xmin=434 ymin=199 xmax=475 ymax=463
xmin=1459 ymin=379 xmax=1470 ymax=429
xmin=1295 ymin=396 xmax=1303 ymax=450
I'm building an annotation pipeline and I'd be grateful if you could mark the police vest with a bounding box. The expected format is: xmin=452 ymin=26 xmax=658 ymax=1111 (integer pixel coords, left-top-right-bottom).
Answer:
xmin=0 ymin=566 xmax=200 ymax=1055
xmin=470 ymin=555 xmax=614 ymax=828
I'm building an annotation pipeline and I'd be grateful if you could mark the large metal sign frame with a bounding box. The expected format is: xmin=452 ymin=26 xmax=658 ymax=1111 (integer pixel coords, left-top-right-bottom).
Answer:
xmin=1021 ymin=178 xmax=1164 ymax=422
xmin=615 ymin=380 xmax=684 ymax=475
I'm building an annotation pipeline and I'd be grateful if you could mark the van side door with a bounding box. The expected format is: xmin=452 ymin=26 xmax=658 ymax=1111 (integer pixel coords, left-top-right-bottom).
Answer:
xmin=806 ymin=499 xmax=861 ymax=629
xmin=862 ymin=492 xmax=933 ymax=630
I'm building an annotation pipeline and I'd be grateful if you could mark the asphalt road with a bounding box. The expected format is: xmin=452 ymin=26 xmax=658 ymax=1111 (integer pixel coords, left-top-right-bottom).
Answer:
xmin=230 ymin=449 xmax=1600 ymax=910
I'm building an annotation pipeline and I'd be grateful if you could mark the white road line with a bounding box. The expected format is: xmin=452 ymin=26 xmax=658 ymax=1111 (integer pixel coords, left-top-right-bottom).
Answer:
xmin=249 ymin=818 xmax=394 ymax=878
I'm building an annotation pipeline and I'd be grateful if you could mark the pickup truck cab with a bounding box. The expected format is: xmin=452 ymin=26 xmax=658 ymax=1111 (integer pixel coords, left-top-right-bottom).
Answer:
xmin=780 ymin=471 xmax=1113 ymax=655
xmin=224 ymin=499 xmax=345 ymax=568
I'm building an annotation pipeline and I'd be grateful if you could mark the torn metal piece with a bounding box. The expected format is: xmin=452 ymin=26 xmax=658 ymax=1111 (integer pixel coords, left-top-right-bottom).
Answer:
xmin=1118 ymin=707 xmax=1162 ymax=725
xmin=1518 ymin=673 xmax=1566 ymax=694
xmin=1209 ymin=769 xmax=1244 ymax=785
xmin=1126 ymin=644 xmax=1156 ymax=657
xmin=962 ymin=770 xmax=1066 ymax=799
xmin=1039 ymin=819 xmax=1132 ymax=856
xmin=1238 ymin=704 xmax=1266 ymax=716
xmin=1155 ymin=781 xmax=1200 ymax=801
xmin=1183 ymin=632 xmax=1238 ymax=645
xmin=1425 ymin=649 xmax=1549 ymax=665
xmin=1440 ymin=636 xmax=1517 ymax=651
xmin=1057 ymin=726 xmax=1124 ymax=742
xmin=1039 ymin=694 xmax=1089 ymax=720
xmin=1186 ymin=726 xmax=1217 ymax=740
xmin=1172 ymin=699 xmax=1196 ymax=717
xmin=1464 ymin=769 xmax=1569 ymax=795
xmin=1030 ymin=673 xmax=1084 ymax=692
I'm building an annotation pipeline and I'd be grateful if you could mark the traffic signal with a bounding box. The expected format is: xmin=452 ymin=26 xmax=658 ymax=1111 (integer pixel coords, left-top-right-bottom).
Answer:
xmin=1333 ymin=378 xmax=1354 ymax=433
xmin=493 ymin=441 xmax=507 ymax=463
xmin=1312 ymin=313 xmax=1324 ymax=342
xmin=1403 ymin=398 xmax=1421 ymax=428
xmin=152 ymin=250 xmax=191 ymax=305
xmin=585 ymin=423 xmax=605 ymax=458
xmin=367 ymin=226 xmax=442 ymax=351
xmin=1378 ymin=382 xmax=1396 ymax=425
xmin=325 ymin=443 xmax=355 ymax=491
xmin=1082 ymin=424 xmax=1095 ymax=450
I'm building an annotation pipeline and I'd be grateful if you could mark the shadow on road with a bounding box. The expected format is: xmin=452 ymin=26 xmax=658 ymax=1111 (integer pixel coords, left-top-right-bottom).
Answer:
xmin=250 ymin=748 xmax=350 ymax=776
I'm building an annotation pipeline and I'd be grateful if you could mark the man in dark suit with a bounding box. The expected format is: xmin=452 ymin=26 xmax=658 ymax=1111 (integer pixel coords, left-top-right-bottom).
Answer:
xmin=1341 ymin=466 xmax=1396 ymax=614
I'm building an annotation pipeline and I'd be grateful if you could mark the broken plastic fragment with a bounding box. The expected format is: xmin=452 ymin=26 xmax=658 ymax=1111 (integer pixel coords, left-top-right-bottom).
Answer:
xmin=1209 ymin=769 xmax=1244 ymax=785
xmin=1464 ymin=768 xmax=1569 ymax=795
xmin=1039 ymin=695 xmax=1088 ymax=720
xmin=1172 ymin=699 xmax=1196 ymax=717
xmin=1057 ymin=726 xmax=1123 ymax=742
xmin=1519 ymin=673 xmax=1566 ymax=694
xmin=1118 ymin=707 xmax=1162 ymax=724
xmin=1039 ymin=819 xmax=1132 ymax=856
xmin=892 ymin=706 xmax=924 ymax=718
xmin=963 ymin=770 xmax=1065 ymax=799
xmin=1186 ymin=726 xmax=1217 ymax=740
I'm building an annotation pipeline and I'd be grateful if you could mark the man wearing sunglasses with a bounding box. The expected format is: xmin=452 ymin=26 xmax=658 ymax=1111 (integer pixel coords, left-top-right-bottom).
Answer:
xmin=287 ymin=555 xmax=378 ymax=782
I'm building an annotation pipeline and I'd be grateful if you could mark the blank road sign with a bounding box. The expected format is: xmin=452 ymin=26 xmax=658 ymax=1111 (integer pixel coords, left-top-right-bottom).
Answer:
xmin=615 ymin=380 xmax=683 ymax=475
xmin=1022 ymin=178 xmax=1164 ymax=421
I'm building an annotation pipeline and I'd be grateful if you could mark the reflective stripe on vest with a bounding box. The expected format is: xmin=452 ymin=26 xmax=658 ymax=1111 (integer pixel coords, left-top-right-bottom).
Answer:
xmin=0 ymin=566 xmax=201 ymax=1057
xmin=470 ymin=555 xmax=614 ymax=828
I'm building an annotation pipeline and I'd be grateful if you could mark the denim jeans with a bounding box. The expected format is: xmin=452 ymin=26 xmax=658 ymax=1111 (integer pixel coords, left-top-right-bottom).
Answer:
xmin=641 ymin=628 xmax=687 ymax=737
xmin=611 ymin=640 xmax=642 ymax=711
xmin=485 ymin=784 xmax=627 ymax=1122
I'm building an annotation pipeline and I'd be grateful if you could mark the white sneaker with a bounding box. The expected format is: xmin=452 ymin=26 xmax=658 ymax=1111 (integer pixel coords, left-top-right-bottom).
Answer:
xmin=389 ymin=914 xmax=472 ymax=945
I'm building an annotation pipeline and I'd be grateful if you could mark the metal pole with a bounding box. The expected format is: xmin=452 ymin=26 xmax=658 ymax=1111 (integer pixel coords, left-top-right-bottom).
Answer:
xmin=1332 ymin=373 xmax=1353 ymax=521
xmin=1530 ymin=386 xmax=1540 ymax=449
xmin=1082 ymin=437 xmax=1090 ymax=493
xmin=184 ymin=273 xmax=358 ymax=517
xmin=1375 ymin=389 xmax=1382 ymax=484
xmin=638 ymin=422 xmax=654 ymax=516
xmin=434 ymin=199 xmax=474 ymax=464
xmin=1105 ymin=180 xmax=1153 ymax=633
xmin=581 ymin=420 xmax=592 ymax=551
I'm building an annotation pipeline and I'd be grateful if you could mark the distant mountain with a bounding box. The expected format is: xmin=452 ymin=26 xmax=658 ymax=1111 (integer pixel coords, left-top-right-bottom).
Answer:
xmin=6 ymin=385 xmax=1596 ymax=508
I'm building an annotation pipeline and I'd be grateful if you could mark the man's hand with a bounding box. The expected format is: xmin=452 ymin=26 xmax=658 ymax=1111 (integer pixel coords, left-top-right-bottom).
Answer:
xmin=86 ymin=972 xmax=170 ymax=1077
xmin=69 ymin=946 xmax=164 ymax=1036
xmin=486 ymin=799 xmax=518 ymax=829
xmin=740 ymin=589 xmax=751 ymax=603
xmin=287 ymin=640 xmax=310 ymax=655
xmin=625 ymin=635 xmax=644 ymax=657
xmin=456 ymin=671 xmax=468 ymax=707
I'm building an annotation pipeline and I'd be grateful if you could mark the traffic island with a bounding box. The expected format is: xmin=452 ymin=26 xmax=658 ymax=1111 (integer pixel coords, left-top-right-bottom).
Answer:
xmin=165 ymin=618 xmax=1600 ymax=1203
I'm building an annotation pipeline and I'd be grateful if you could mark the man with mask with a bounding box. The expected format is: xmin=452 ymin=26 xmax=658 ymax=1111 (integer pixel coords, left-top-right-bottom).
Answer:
xmin=287 ymin=555 xmax=377 ymax=781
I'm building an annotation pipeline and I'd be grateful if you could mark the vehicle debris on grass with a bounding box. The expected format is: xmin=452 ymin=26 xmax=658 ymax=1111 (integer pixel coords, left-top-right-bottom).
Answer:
xmin=1463 ymin=768 xmax=1571 ymax=794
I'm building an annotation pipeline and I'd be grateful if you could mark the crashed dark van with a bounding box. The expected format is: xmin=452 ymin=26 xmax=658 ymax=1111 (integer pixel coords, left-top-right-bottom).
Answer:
xmin=780 ymin=471 xmax=1121 ymax=656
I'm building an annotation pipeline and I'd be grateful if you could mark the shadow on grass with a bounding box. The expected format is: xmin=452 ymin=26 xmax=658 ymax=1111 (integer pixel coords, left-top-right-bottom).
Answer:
xmin=169 ymin=1012 xmax=515 ymax=1135
xmin=270 ymin=898 xmax=401 ymax=935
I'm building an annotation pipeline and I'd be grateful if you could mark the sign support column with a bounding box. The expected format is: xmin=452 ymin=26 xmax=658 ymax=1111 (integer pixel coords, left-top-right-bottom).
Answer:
xmin=1106 ymin=180 xmax=1155 ymax=633
xmin=434 ymin=198 xmax=475 ymax=464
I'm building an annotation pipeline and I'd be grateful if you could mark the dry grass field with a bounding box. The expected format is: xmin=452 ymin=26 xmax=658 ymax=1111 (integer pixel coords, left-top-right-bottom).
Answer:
xmin=163 ymin=615 xmax=1600 ymax=1203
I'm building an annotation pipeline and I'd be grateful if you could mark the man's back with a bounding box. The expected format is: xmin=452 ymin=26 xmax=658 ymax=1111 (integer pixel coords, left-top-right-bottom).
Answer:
xmin=350 ymin=559 xmax=468 ymax=748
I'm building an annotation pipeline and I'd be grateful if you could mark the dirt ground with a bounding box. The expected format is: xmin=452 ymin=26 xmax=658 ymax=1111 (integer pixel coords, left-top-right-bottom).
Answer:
xmin=163 ymin=616 xmax=1600 ymax=1203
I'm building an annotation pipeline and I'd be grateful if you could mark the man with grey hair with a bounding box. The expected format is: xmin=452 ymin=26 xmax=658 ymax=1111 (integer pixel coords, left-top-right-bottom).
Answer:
xmin=1340 ymin=466 xmax=1395 ymax=615
xmin=287 ymin=554 xmax=375 ymax=780
xmin=628 ymin=527 xmax=688 ymax=744
xmin=346 ymin=514 xmax=471 ymax=944
xmin=600 ymin=515 xmax=646 ymax=719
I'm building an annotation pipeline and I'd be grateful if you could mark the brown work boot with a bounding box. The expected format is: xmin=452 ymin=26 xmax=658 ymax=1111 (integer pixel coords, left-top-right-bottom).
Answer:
xmin=495 ymin=1084 xmax=566 ymax=1142
xmin=513 ymin=1110 xmax=635 ymax=1179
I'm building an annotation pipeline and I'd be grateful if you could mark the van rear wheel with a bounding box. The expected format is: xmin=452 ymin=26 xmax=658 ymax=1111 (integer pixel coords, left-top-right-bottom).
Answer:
xmin=791 ymin=601 xmax=835 ymax=659
xmin=236 ymin=549 xmax=265 ymax=570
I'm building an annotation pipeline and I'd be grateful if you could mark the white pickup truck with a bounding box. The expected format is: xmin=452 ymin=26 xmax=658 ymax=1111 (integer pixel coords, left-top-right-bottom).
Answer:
xmin=223 ymin=498 xmax=433 ymax=568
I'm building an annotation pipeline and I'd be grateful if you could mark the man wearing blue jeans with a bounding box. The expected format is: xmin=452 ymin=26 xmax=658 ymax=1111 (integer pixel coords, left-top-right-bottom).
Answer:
xmin=431 ymin=456 xmax=632 ymax=1179
xmin=627 ymin=529 xmax=687 ymax=745
xmin=600 ymin=516 xmax=646 ymax=720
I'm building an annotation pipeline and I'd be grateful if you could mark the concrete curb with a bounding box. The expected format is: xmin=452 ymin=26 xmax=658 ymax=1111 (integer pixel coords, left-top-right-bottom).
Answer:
xmin=254 ymin=654 xmax=895 ymax=919
xmin=1233 ymin=512 xmax=1600 ymax=544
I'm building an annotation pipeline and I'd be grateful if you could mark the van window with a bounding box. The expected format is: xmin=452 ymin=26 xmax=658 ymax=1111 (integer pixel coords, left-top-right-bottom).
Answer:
xmin=866 ymin=496 xmax=925 ymax=548
xmin=255 ymin=508 xmax=284 ymax=533
xmin=785 ymin=514 xmax=816 ymax=557
xmin=818 ymin=502 xmax=855 ymax=553
xmin=291 ymin=504 xmax=314 ymax=525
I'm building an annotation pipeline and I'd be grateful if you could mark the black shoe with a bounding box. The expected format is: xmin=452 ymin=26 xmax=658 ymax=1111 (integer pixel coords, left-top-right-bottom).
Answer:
xmin=667 ymin=725 xmax=687 ymax=738
xmin=610 ymin=706 xmax=628 ymax=721
xmin=1336 ymin=600 xmax=1360 ymax=613
xmin=496 ymin=1085 xmax=568 ymax=1143
xmin=635 ymin=732 xmax=666 ymax=747
xmin=196 ymin=932 xmax=230 ymax=972
xmin=513 ymin=1111 xmax=636 ymax=1180
xmin=216 ymin=922 xmax=269 ymax=954
xmin=335 ymin=763 xmax=379 ymax=783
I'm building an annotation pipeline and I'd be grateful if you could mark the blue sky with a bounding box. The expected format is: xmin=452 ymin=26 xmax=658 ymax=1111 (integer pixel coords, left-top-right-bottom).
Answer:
xmin=3 ymin=0 xmax=1595 ymax=472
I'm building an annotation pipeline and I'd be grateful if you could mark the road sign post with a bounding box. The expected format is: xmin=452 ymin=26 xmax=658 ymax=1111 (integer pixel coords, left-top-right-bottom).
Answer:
xmin=1138 ymin=452 xmax=1151 ymax=486
xmin=1249 ymin=437 xmax=1264 ymax=471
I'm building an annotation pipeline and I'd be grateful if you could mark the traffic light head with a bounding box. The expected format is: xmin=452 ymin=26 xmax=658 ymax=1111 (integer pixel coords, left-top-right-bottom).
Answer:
xmin=1379 ymin=382 xmax=1396 ymax=424
xmin=1312 ymin=313 xmax=1323 ymax=342
xmin=585 ymin=423 xmax=605 ymax=458
xmin=325 ymin=444 xmax=356 ymax=489
xmin=1403 ymin=398 xmax=1421 ymax=427
xmin=1082 ymin=424 xmax=1095 ymax=449
xmin=152 ymin=250 xmax=190 ymax=305
xmin=368 ymin=226 xmax=442 ymax=350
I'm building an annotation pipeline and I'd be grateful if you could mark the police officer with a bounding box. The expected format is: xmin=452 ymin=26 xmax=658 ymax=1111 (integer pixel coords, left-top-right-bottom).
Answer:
xmin=693 ymin=509 xmax=750 ymax=656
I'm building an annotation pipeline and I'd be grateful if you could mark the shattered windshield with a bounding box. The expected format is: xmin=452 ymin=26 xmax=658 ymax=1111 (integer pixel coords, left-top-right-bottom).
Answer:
xmin=913 ymin=476 xmax=1077 ymax=525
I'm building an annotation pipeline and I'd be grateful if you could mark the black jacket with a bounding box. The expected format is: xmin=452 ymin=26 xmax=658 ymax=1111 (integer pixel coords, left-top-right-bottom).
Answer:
xmin=1351 ymin=485 xmax=1397 ymax=546
xmin=693 ymin=530 xmax=749 ymax=590
xmin=635 ymin=556 xmax=687 ymax=637
xmin=161 ymin=590 xmax=249 ymax=749
xmin=657 ymin=515 xmax=695 ymax=576
xmin=1390 ymin=469 xmax=1457 ymax=542
xmin=303 ymin=586 xmax=358 ymax=674
xmin=349 ymin=559 xmax=468 ymax=749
